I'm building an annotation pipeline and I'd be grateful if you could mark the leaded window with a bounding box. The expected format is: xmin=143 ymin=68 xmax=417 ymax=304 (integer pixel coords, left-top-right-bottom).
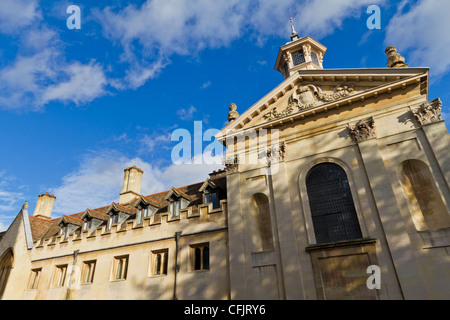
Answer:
xmin=292 ymin=50 xmax=305 ymax=66
xmin=311 ymin=51 xmax=320 ymax=66
xmin=306 ymin=163 xmax=362 ymax=244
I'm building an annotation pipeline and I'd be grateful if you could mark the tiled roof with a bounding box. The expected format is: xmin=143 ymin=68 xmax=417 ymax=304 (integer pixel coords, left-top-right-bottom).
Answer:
xmin=29 ymin=216 xmax=54 ymax=242
xmin=61 ymin=215 xmax=84 ymax=226
xmin=83 ymin=209 xmax=109 ymax=221
xmin=29 ymin=175 xmax=227 ymax=243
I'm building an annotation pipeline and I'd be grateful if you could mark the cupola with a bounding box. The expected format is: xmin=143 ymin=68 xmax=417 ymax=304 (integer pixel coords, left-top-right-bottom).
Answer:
xmin=274 ymin=18 xmax=327 ymax=79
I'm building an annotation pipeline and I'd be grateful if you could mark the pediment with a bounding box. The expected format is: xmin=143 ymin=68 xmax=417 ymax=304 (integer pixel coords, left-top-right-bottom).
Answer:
xmin=165 ymin=187 xmax=192 ymax=202
xmin=133 ymin=195 xmax=162 ymax=209
xmin=216 ymin=68 xmax=428 ymax=140
xmin=106 ymin=202 xmax=137 ymax=215
xmin=80 ymin=209 xmax=109 ymax=221
xmin=198 ymin=179 xmax=218 ymax=193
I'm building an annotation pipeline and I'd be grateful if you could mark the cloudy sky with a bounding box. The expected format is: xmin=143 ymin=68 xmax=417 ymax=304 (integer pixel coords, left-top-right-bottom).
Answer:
xmin=1 ymin=0 xmax=449 ymax=231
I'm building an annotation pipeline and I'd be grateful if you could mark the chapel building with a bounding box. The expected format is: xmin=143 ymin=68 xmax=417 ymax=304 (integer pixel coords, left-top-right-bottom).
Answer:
xmin=1 ymin=26 xmax=450 ymax=300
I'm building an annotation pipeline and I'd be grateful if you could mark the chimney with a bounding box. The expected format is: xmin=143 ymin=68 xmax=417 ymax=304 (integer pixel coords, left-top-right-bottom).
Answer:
xmin=119 ymin=166 xmax=143 ymax=204
xmin=33 ymin=193 xmax=56 ymax=219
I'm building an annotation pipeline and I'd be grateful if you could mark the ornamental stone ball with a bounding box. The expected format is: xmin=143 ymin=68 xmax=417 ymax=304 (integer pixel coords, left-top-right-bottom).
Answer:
xmin=228 ymin=103 xmax=239 ymax=122
xmin=385 ymin=46 xmax=408 ymax=68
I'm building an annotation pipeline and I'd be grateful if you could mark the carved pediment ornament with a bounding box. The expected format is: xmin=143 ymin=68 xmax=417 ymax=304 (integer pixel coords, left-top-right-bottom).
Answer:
xmin=411 ymin=98 xmax=442 ymax=126
xmin=260 ymin=141 xmax=287 ymax=166
xmin=263 ymin=84 xmax=354 ymax=121
xmin=348 ymin=117 xmax=376 ymax=143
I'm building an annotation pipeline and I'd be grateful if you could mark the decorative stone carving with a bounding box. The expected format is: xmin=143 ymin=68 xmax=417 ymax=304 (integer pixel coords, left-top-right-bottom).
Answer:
xmin=411 ymin=98 xmax=442 ymax=125
xmin=228 ymin=103 xmax=239 ymax=123
xmin=348 ymin=117 xmax=376 ymax=142
xmin=317 ymin=85 xmax=354 ymax=103
xmin=223 ymin=155 xmax=239 ymax=172
xmin=385 ymin=46 xmax=408 ymax=68
xmin=283 ymin=52 xmax=291 ymax=64
xmin=263 ymin=84 xmax=354 ymax=121
xmin=303 ymin=44 xmax=312 ymax=58
xmin=260 ymin=142 xmax=287 ymax=166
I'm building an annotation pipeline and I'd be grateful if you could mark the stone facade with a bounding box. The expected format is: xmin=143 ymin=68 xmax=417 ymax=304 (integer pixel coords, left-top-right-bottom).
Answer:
xmin=1 ymin=35 xmax=450 ymax=300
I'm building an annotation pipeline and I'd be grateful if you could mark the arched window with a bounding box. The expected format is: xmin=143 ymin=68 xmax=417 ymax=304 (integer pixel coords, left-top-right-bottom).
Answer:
xmin=306 ymin=163 xmax=362 ymax=244
xmin=249 ymin=193 xmax=274 ymax=252
xmin=399 ymin=160 xmax=450 ymax=231
xmin=0 ymin=249 xmax=13 ymax=299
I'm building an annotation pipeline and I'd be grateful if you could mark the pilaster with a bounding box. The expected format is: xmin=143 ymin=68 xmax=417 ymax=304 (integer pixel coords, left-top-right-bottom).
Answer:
xmin=351 ymin=120 xmax=428 ymax=299
xmin=226 ymin=169 xmax=248 ymax=299
xmin=268 ymin=160 xmax=304 ymax=299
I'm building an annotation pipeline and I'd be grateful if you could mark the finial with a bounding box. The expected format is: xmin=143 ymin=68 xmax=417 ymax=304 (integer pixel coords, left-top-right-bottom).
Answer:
xmin=290 ymin=18 xmax=300 ymax=41
xmin=385 ymin=46 xmax=408 ymax=68
xmin=228 ymin=103 xmax=239 ymax=123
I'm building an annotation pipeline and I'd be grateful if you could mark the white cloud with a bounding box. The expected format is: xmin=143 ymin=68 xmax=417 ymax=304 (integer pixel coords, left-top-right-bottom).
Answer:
xmin=0 ymin=2 xmax=108 ymax=111
xmin=200 ymin=81 xmax=211 ymax=89
xmin=139 ymin=133 xmax=172 ymax=153
xmin=95 ymin=0 xmax=383 ymax=90
xmin=50 ymin=151 xmax=153 ymax=215
xmin=0 ymin=50 xmax=108 ymax=110
xmin=49 ymin=150 xmax=223 ymax=216
xmin=176 ymin=106 xmax=197 ymax=121
xmin=0 ymin=0 xmax=40 ymax=34
xmin=291 ymin=0 xmax=385 ymax=38
xmin=0 ymin=171 xmax=25 ymax=231
xmin=385 ymin=0 xmax=450 ymax=75
xmin=42 ymin=61 xmax=107 ymax=105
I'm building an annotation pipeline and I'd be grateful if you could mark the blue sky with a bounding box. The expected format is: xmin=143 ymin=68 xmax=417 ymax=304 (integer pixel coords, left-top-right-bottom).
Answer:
xmin=1 ymin=0 xmax=450 ymax=231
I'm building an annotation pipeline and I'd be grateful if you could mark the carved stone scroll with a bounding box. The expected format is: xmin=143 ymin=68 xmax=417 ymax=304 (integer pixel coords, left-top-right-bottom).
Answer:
xmin=411 ymin=98 xmax=442 ymax=126
xmin=348 ymin=117 xmax=376 ymax=143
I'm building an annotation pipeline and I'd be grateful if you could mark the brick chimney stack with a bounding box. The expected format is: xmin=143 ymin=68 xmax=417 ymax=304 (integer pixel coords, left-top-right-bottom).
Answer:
xmin=33 ymin=193 xmax=56 ymax=220
xmin=119 ymin=166 xmax=143 ymax=204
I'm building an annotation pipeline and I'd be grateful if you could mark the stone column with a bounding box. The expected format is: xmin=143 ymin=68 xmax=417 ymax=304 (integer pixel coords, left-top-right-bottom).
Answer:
xmin=225 ymin=166 xmax=248 ymax=299
xmin=268 ymin=159 xmax=305 ymax=299
xmin=348 ymin=117 xmax=428 ymax=299
xmin=411 ymin=98 xmax=450 ymax=188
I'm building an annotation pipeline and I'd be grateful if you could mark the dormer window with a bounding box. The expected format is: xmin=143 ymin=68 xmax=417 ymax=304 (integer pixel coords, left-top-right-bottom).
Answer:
xmin=136 ymin=209 xmax=143 ymax=225
xmin=60 ymin=223 xmax=68 ymax=238
xmin=199 ymin=179 xmax=221 ymax=210
xmin=204 ymin=191 xmax=218 ymax=209
xmin=83 ymin=218 xmax=93 ymax=232
xmin=107 ymin=213 xmax=119 ymax=231
xmin=164 ymin=187 xmax=190 ymax=218
xmin=136 ymin=207 xmax=150 ymax=225
xmin=169 ymin=200 xmax=180 ymax=218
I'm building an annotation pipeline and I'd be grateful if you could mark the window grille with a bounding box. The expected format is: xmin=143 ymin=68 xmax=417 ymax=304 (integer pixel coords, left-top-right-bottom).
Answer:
xmin=311 ymin=51 xmax=320 ymax=66
xmin=306 ymin=163 xmax=362 ymax=244
xmin=292 ymin=50 xmax=305 ymax=66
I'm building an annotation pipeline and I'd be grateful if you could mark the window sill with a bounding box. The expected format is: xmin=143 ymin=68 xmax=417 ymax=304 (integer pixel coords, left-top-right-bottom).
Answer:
xmin=305 ymin=238 xmax=377 ymax=251
xmin=80 ymin=282 xmax=93 ymax=286
xmin=149 ymin=274 xmax=168 ymax=278
xmin=188 ymin=269 xmax=210 ymax=274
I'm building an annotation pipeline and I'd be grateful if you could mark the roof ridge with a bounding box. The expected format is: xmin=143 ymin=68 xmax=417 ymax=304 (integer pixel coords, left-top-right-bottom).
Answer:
xmin=29 ymin=215 xmax=53 ymax=222
xmin=87 ymin=209 xmax=108 ymax=216
xmin=63 ymin=214 xmax=83 ymax=222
